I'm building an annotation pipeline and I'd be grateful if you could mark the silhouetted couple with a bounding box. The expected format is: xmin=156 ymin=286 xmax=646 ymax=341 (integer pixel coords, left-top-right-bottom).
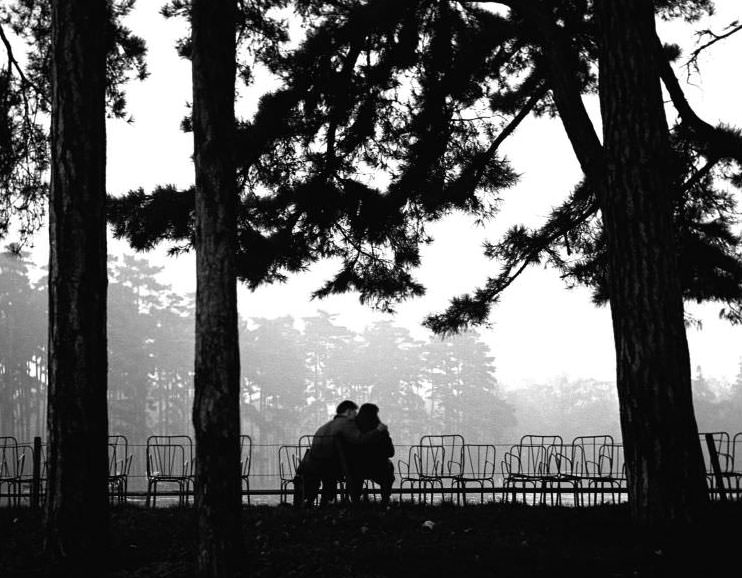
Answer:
xmin=295 ymin=400 xmax=395 ymax=507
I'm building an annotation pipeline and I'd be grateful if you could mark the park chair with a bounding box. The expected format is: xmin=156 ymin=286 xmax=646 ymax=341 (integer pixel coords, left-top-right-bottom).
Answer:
xmin=570 ymin=435 xmax=616 ymax=506
xmin=699 ymin=431 xmax=737 ymax=500
xmin=240 ymin=435 xmax=253 ymax=505
xmin=397 ymin=445 xmax=422 ymax=503
xmin=731 ymin=432 xmax=742 ymax=501
xmin=419 ymin=434 xmax=464 ymax=502
xmin=586 ymin=443 xmax=626 ymax=505
xmin=278 ymin=444 xmax=303 ymax=504
xmin=454 ymin=444 xmax=496 ymax=505
xmin=419 ymin=435 xmax=465 ymax=477
xmin=108 ymin=435 xmax=132 ymax=505
xmin=0 ymin=437 xmax=22 ymax=507
xmin=145 ymin=435 xmax=194 ymax=507
xmin=399 ymin=443 xmax=445 ymax=504
xmin=540 ymin=443 xmax=582 ymax=506
xmin=15 ymin=442 xmax=46 ymax=507
xmin=501 ymin=442 xmax=551 ymax=505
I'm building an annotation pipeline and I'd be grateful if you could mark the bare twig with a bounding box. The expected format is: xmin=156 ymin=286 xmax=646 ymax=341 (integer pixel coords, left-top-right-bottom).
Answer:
xmin=686 ymin=21 xmax=742 ymax=75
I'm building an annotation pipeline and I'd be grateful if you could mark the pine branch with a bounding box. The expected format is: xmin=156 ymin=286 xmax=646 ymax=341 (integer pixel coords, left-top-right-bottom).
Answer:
xmin=686 ymin=20 xmax=742 ymax=75
xmin=656 ymin=35 xmax=742 ymax=166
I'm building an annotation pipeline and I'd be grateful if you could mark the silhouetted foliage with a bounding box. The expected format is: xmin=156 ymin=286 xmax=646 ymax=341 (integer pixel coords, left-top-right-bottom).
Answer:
xmin=0 ymin=0 xmax=147 ymax=244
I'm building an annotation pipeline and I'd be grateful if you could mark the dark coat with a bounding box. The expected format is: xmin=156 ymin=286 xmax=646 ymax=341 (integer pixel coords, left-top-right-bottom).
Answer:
xmin=299 ymin=415 xmax=381 ymax=476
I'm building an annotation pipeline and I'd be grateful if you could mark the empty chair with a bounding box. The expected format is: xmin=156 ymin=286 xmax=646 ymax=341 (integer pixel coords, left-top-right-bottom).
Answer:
xmin=15 ymin=442 xmax=46 ymax=507
xmin=541 ymin=443 xmax=581 ymax=506
xmin=501 ymin=442 xmax=551 ymax=505
xmin=397 ymin=445 xmax=422 ymax=503
xmin=108 ymin=435 xmax=132 ymax=505
xmin=589 ymin=443 xmax=626 ymax=505
xmin=570 ymin=435 xmax=616 ymax=506
xmin=146 ymin=435 xmax=194 ymax=507
xmin=419 ymin=434 xmax=465 ymax=502
xmin=732 ymin=432 xmax=742 ymax=500
xmin=699 ymin=431 xmax=736 ymax=500
xmin=240 ymin=435 xmax=253 ymax=505
xmin=0 ymin=437 xmax=22 ymax=507
xmin=454 ymin=444 xmax=496 ymax=505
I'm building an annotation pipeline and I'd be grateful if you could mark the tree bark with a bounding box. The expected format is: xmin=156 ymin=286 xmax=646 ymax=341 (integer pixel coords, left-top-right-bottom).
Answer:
xmin=191 ymin=1 xmax=242 ymax=576
xmin=46 ymin=0 xmax=108 ymax=574
xmin=596 ymin=0 xmax=708 ymax=527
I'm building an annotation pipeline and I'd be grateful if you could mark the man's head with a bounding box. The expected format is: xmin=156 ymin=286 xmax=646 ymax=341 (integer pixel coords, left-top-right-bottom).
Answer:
xmin=336 ymin=400 xmax=358 ymax=418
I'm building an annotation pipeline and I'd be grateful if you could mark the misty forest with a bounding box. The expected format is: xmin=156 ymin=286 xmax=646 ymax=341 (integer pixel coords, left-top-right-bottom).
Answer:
xmin=2 ymin=0 xmax=742 ymax=577
xmin=2 ymin=250 xmax=742 ymax=447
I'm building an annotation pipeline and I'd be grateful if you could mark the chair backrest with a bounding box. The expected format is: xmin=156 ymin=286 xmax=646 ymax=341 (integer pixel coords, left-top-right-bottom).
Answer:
xmin=108 ymin=435 xmax=129 ymax=477
xmin=520 ymin=434 xmax=563 ymax=447
xmin=597 ymin=443 xmax=625 ymax=478
xmin=508 ymin=443 xmax=550 ymax=477
xmin=699 ymin=431 xmax=732 ymax=474
xmin=240 ymin=435 xmax=252 ymax=477
xmin=571 ymin=435 xmax=615 ymax=476
xmin=414 ymin=444 xmax=445 ymax=479
xmin=419 ymin=435 xmax=465 ymax=477
xmin=278 ymin=445 xmax=303 ymax=482
xmin=733 ymin=432 xmax=742 ymax=472
xmin=147 ymin=442 xmax=187 ymax=478
xmin=0 ymin=436 xmax=20 ymax=479
xmin=461 ymin=444 xmax=496 ymax=480
xmin=147 ymin=435 xmax=194 ymax=474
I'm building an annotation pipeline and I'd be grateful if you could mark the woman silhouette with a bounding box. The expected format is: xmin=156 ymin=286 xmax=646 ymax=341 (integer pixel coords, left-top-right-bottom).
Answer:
xmin=351 ymin=403 xmax=395 ymax=505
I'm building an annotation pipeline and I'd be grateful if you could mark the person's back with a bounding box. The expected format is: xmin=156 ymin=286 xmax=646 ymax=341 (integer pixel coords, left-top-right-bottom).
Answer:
xmin=351 ymin=403 xmax=395 ymax=505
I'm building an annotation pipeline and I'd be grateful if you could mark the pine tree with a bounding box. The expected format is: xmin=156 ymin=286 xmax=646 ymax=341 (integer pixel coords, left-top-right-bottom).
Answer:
xmin=191 ymin=0 xmax=242 ymax=575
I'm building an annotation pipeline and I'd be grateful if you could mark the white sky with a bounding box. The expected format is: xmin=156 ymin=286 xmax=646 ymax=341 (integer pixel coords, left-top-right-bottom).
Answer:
xmin=25 ymin=0 xmax=742 ymax=388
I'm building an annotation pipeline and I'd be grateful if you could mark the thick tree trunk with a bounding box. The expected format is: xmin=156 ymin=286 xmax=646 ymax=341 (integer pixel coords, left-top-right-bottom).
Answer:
xmin=596 ymin=0 xmax=708 ymax=527
xmin=191 ymin=1 xmax=242 ymax=576
xmin=46 ymin=1 xmax=108 ymax=574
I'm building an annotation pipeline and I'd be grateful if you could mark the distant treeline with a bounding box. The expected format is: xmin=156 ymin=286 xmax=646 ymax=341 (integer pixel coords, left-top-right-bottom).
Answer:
xmin=2 ymin=250 xmax=740 ymax=445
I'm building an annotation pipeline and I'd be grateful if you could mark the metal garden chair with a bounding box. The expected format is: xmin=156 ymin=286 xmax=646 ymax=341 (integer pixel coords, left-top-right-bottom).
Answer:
xmin=0 ymin=436 xmax=22 ymax=507
xmin=570 ymin=435 xmax=615 ymax=506
xmin=454 ymin=444 xmax=496 ymax=505
xmin=240 ymin=434 xmax=253 ymax=504
xmin=145 ymin=435 xmax=194 ymax=507
xmin=108 ymin=435 xmax=132 ymax=505
xmin=699 ymin=431 xmax=738 ymax=500
xmin=501 ymin=442 xmax=551 ymax=505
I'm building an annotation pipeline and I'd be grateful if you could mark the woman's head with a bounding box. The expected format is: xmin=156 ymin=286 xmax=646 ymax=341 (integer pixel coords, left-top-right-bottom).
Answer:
xmin=356 ymin=403 xmax=380 ymax=432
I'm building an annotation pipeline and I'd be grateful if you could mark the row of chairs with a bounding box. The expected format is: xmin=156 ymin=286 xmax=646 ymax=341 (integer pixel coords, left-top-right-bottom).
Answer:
xmin=277 ymin=432 xmax=742 ymax=506
xmin=501 ymin=432 xmax=742 ymax=506
xmin=4 ymin=431 xmax=742 ymax=506
xmin=0 ymin=434 xmax=254 ymax=508
xmin=277 ymin=434 xmax=496 ymax=505
xmin=143 ymin=435 xmax=254 ymax=507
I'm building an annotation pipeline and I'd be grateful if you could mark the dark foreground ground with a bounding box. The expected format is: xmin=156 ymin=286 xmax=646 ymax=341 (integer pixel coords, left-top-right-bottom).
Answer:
xmin=2 ymin=501 xmax=741 ymax=577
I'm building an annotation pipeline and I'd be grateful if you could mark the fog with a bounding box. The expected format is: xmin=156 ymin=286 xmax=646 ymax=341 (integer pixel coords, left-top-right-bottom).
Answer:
xmin=3 ymin=250 xmax=740 ymax=449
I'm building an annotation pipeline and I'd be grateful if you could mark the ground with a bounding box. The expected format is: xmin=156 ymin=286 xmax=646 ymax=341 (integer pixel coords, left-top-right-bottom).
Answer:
xmin=2 ymin=501 xmax=740 ymax=577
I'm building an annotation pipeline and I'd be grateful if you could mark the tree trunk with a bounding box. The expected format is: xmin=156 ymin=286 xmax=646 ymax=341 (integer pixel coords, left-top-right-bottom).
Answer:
xmin=191 ymin=1 xmax=242 ymax=576
xmin=46 ymin=1 xmax=108 ymax=574
xmin=596 ymin=0 xmax=708 ymax=527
